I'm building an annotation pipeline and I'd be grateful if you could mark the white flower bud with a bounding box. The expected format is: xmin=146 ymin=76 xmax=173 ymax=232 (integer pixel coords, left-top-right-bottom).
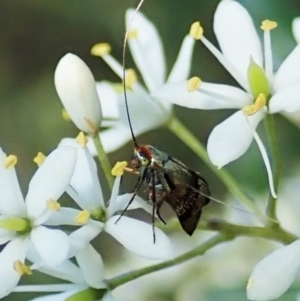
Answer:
xmin=54 ymin=53 xmax=102 ymax=134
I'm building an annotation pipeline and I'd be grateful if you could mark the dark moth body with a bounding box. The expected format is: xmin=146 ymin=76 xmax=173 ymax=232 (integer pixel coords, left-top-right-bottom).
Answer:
xmin=132 ymin=145 xmax=210 ymax=236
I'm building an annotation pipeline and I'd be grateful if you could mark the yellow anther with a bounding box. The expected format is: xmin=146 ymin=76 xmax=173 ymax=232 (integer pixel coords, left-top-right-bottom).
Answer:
xmin=4 ymin=155 xmax=17 ymax=169
xmin=125 ymin=69 xmax=137 ymax=88
xmin=47 ymin=199 xmax=61 ymax=211
xmin=246 ymin=277 xmax=253 ymax=290
xmin=112 ymin=161 xmax=128 ymax=176
xmin=189 ymin=22 xmax=203 ymax=40
xmin=128 ymin=28 xmax=138 ymax=39
xmin=13 ymin=260 xmax=32 ymax=276
xmin=91 ymin=43 xmax=111 ymax=57
xmin=62 ymin=109 xmax=71 ymax=121
xmin=242 ymin=93 xmax=266 ymax=116
xmin=75 ymin=210 xmax=90 ymax=225
xmin=187 ymin=77 xmax=202 ymax=92
xmin=33 ymin=152 xmax=46 ymax=167
xmin=76 ymin=132 xmax=88 ymax=148
xmin=261 ymin=20 xmax=278 ymax=31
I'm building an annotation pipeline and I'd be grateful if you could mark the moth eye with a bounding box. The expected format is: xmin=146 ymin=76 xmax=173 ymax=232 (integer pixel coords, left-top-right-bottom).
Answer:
xmin=141 ymin=157 xmax=150 ymax=166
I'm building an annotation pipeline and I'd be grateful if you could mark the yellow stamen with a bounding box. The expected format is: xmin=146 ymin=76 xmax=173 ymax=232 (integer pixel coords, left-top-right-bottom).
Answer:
xmin=187 ymin=77 xmax=202 ymax=92
xmin=33 ymin=152 xmax=46 ymax=167
xmin=91 ymin=43 xmax=111 ymax=57
xmin=112 ymin=161 xmax=128 ymax=176
xmin=76 ymin=132 xmax=88 ymax=148
xmin=246 ymin=277 xmax=253 ymax=290
xmin=47 ymin=199 xmax=61 ymax=211
xmin=189 ymin=22 xmax=203 ymax=40
xmin=75 ymin=210 xmax=90 ymax=225
xmin=261 ymin=20 xmax=277 ymax=31
xmin=128 ymin=28 xmax=138 ymax=39
xmin=13 ymin=260 xmax=32 ymax=276
xmin=242 ymin=93 xmax=266 ymax=116
xmin=125 ymin=69 xmax=137 ymax=88
xmin=4 ymin=155 xmax=17 ymax=169
xmin=62 ymin=109 xmax=71 ymax=121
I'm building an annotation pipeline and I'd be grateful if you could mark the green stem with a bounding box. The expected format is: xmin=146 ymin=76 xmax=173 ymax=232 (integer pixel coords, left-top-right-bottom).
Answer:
xmin=106 ymin=233 xmax=229 ymax=290
xmin=92 ymin=134 xmax=114 ymax=189
xmin=167 ymin=117 xmax=265 ymax=219
xmin=264 ymin=114 xmax=280 ymax=220
xmin=106 ymin=221 xmax=297 ymax=291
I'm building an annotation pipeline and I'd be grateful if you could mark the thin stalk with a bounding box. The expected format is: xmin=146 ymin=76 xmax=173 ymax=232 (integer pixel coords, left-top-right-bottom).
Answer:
xmin=92 ymin=134 xmax=114 ymax=189
xmin=264 ymin=114 xmax=280 ymax=221
xmin=106 ymin=233 xmax=229 ymax=290
xmin=167 ymin=117 xmax=266 ymax=220
xmin=106 ymin=221 xmax=297 ymax=291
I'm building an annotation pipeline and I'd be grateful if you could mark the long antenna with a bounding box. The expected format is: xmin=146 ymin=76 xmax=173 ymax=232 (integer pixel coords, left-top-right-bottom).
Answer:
xmin=122 ymin=0 xmax=146 ymax=148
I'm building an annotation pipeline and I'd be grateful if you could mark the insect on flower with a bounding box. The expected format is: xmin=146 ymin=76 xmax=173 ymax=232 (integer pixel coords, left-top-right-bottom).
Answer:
xmin=115 ymin=1 xmax=210 ymax=242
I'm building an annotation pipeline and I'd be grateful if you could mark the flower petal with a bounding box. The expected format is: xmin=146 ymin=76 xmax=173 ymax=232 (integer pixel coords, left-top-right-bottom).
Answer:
xmin=76 ymin=244 xmax=105 ymax=289
xmin=167 ymin=35 xmax=195 ymax=83
xmin=269 ymin=80 xmax=300 ymax=114
xmin=0 ymin=237 xmax=29 ymax=298
xmin=29 ymin=287 xmax=86 ymax=301
xmin=36 ymin=260 xmax=85 ymax=285
xmin=126 ymin=9 xmax=166 ymax=92
xmin=107 ymin=176 xmax=122 ymax=217
xmin=152 ymin=81 xmax=252 ymax=109
xmin=106 ymin=215 xmax=173 ymax=260
xmin=96 ymin=81 xmax=119 ymax=119
xmin=273 ymin=45 xmax=300 ymax=92
xmin=60 ymin=138 xmax=105 ymax=209
xmin=26 ymin=147 xmax=77 ymax=222
xmin=44 ymin=208 xmax=80 ymax=226
xmin=0 ymin=148 xmax=26 ymax=216
xmin=207 ymin=109 xmax=265 ymax=168
xmin=292 ymin=17 xmax=300 ymax=44
xmin=247 ymin=240 xmax=300 ymax=300
xmin=99 ymin=125 xmax=133 ymax=153
xmin=31 ymin=226 xmax=69 ymax=267
xmin=214 ymin=0 xmax=262 ymax=78
xmin=68 ymin=222 xmax=103 ymax=258
xmin=54 ymin=53 xmax=102 ymax=134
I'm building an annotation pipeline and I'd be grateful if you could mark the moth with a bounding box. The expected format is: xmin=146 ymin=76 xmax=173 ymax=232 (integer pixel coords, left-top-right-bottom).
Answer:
xmin=116 ymin=3 xmax=210 ymax=242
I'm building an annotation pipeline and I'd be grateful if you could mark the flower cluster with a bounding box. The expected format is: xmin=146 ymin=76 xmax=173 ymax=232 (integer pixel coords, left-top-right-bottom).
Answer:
xmin=3 ymin=1 xmax=300 ymax=301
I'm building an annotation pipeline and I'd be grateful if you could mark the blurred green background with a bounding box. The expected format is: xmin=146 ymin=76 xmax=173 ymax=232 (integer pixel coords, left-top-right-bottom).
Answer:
xmin=1 ymin=0 xmax=300 ymax=300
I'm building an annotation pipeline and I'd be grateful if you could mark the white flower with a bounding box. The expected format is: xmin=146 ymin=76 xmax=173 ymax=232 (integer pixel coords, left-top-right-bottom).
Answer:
xmin=247 ymin=239 xmax=300 ymax=300
xmin=57 ymin=136 xmax=173 ymax=260
xmin=152 ymin=0 xmax=300 ymax=169
xmin=54 ymin=53 xmax=102 ymax=134
xmin=15 ymin=244 xmax=120 ymax=301
xmin=0 ymin=146 xmax=77 ymax=298
xmin=90 ymin=8 xmax=197 ymax=153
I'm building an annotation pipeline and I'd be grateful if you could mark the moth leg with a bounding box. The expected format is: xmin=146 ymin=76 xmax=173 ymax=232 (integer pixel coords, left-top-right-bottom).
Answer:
xmin=115 ymin=168 xmax=147 ymax=224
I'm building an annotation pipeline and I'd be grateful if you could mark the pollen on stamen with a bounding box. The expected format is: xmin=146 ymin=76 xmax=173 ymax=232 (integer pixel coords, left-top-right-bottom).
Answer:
xmin=189 ymin=21 xmax=203 ymax=40
xmin=75 ymin=210 xmax=90 ymax=225
xmin=76 ymin=132 xmax=88 ymax=148
xmin=261 ymin=20 xmax=278 ymax=31
xmin=242 ymin=93 xmax=266 ymax=116
xmin=62 ymin=109 xmax=71 ymax=121
xmin=187 ymin=76 xmax=202 ymax=92
xmin=33 ymin=152 xmax=46 ymax=167
xmin=125 ymin=69 xmax=138 ymax=88
xmin=47 ymin=199 xmax=61 ymax=211
xmin=13 ymin=260 xmax=32 ymax=276
xmin=128 ymin=28 xmax=138 ymax=39
xmin=91 ymin=43 xmax=111 ymax=57
xmin=4 ymin=155 xmax=17 ymax=169
xmin=112 ymin=161 xmax=128 ymax=176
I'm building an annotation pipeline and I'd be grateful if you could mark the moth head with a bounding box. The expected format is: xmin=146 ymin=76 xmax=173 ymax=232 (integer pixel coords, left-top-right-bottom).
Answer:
xmin=133 ymin=145 xmax=153 ymax=167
